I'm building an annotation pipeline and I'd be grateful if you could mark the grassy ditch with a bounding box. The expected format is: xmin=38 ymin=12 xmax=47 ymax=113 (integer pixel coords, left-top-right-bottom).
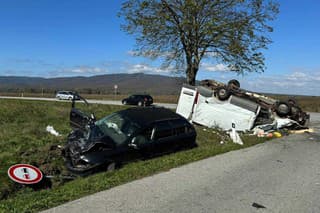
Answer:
xmin=0 ymin=99 xmax=267 ymax=212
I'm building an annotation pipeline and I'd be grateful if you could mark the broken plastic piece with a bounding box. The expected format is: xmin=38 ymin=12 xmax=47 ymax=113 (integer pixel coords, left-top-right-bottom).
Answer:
xmin=46 ymin=125 xmax=61 ymax=136
xmin=252 ymin=202 xmax=266 ymax=209
xmin=229 ymin=122 xmax=243 ymax=145
xmin=273 ymin=132 xmax=282 ymax=138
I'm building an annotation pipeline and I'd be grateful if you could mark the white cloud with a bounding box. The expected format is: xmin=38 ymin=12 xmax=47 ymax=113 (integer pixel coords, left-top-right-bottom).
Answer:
xmin=69 ymin=66 xmax=107 ymax=74
xmin=286 ymin=72 xmax=308 ymax=81
xmin=127 ymin=63 xmax=172 ymax=74
xmin=243 ymin=71 xmax=320 ymax=96
xmin=201 ymin=63 xmax=229 ymax=72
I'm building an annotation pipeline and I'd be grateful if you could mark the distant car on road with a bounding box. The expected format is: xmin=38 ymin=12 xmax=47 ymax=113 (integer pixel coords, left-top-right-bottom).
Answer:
xmin=122 ymin=94 xmax=153 ymax=106
xmin=63 ymin=106 xmax=197 ymax=176
xmin=56 ymin=91 xmax=80 ymax=100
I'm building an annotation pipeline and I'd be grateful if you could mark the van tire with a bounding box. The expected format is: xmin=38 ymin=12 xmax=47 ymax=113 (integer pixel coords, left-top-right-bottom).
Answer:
xmin=228 ymin=79 xmax=240 ymax=89
xmin=216 ymin=87 xmax=230 ymax=101
xmin=276 ymin=102 xmax=291 ymax=117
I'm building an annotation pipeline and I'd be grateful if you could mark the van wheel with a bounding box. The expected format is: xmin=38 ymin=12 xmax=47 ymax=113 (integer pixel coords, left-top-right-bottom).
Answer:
xmin=228 ymin=79 xmax=240 ymax=89
xmin=288 ymin=98 xmax=297 ymax=106
xmin=276 ymin=102 xmax=291 ymax=117
xmin=216 ymin=87 xmax=230 ymax=101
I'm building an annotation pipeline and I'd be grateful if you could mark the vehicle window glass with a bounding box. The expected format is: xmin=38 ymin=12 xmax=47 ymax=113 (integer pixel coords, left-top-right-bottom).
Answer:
xmin=154 ymin=121 xmax=172 ymax=139
xmin=171 ymin=119 xmax=188 ymax=135
xmin=134 ymin=127 xmax=153 ymax=146
xmin=142 ymin=127 xmax=153 ymax=140
xmin=95 ymin=113 xmax=140 ymax=146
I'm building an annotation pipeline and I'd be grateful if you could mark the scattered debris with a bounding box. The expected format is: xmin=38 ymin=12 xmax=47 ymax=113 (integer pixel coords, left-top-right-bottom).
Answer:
xmin=273 ymin=132 xmax=282 ymax=138
xmin=46 ymin=125 xmax=61 ymax=136
xmin=289 ymin=128 xmax=314 ymax=134
xmin=228 ymin=122 xmax=243 ymax=145
xmin=252 ymin=202 xmax=267 ymax=209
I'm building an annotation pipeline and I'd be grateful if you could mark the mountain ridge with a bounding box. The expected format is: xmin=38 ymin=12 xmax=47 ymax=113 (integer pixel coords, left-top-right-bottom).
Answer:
xmin=0 ymin=73 xmax=187 ymax=95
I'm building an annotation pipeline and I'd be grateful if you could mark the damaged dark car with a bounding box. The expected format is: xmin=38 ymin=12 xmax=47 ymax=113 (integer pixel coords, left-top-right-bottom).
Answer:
xmin=63 ymin=99 xmax=197 ymax=176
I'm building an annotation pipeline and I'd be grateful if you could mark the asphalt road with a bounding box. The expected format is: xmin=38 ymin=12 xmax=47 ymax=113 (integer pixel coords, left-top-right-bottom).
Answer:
xmin=41 ymin=112 xmax=320 ymax=213
xmin=0 ymin=96 xmax=178 ymax=109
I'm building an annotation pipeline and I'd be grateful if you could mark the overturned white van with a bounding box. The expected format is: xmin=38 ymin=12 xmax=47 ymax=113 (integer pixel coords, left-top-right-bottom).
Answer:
xmin=176 ymin=80 xmax=310 ymax=132
xmin=176 ymin=85 xmax=260 ymax=131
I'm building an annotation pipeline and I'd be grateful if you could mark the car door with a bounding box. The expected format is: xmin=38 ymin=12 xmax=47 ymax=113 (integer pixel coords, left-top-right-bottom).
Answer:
xmin=127 ymin=95 xmax=134 ymax=104
xmin=170 ymin=119 xmax=195 ymax=148
xmin=151 ymin=120 xmax=176 ymax=154
xmin=132 ymin=126 xmax=154 ymax=155
xmin=70 ymin=108 xmax=92 ymax=130
xmin=132 ymin=95 xmax=139 ymax=104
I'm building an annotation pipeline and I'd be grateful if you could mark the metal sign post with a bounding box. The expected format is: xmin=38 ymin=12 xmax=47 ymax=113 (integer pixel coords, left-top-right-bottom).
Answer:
xmin=114 ymin=84 xmax=118 ymax=100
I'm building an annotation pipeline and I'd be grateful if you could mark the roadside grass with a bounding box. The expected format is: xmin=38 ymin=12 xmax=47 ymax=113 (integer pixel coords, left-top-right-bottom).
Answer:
xmin=0 ymin=99 xmax=266 ymax=212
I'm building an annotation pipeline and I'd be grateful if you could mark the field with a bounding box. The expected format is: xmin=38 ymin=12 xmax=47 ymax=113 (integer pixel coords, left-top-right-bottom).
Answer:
xmin=0 ymin=99 xmax=268 ymax=212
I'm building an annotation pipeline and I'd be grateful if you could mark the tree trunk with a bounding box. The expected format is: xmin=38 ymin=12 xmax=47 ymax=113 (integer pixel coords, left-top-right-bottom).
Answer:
xmin=186 ymin=63 xmax=199 ymax=86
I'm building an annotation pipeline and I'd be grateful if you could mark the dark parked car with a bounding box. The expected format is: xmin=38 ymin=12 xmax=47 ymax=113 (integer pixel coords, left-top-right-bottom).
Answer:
xmin=63 ymin=105 xmax=197 ymax=176
xmin=122 ymin=94 xmax=153 ymax=106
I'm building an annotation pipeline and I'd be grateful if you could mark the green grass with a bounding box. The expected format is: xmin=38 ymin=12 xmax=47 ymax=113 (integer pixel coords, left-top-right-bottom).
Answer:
xmin=0 ymin=99 xmax=267 ymax=212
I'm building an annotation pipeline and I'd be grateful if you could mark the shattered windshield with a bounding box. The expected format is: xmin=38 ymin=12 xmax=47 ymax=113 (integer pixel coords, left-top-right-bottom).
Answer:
xmin=95 ymin=113 xmax=140 ymax=146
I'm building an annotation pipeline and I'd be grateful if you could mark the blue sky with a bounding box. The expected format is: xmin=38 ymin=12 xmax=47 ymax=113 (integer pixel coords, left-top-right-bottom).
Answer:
xmin=0 ymin=0 xmax=319 ymax=95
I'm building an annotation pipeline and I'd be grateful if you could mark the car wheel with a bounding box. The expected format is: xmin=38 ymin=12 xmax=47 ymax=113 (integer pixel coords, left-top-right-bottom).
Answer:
xmin=123 ymin=100 xmax=127 ymax=105
xmin=276 ymin=102 xmax=291 ymax=117
xmin=138 ymin=101 xmax=143 ymax=106
xmin=216 ymin=86 xmax=230 ymax=101
xmin=228 ymin=79 xmax=240 ymax=89
xmin=68 ymin=97 xmax=72 ymax=101
xmin=106 ymin=162 xmax=116 ymax=172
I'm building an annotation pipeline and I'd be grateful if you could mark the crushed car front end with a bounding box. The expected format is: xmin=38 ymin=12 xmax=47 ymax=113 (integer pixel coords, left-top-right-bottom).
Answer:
xmin=62 ymin=127 xmax=115 ymax=175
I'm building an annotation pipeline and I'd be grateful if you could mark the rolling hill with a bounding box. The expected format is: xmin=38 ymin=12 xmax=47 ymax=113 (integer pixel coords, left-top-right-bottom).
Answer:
xmin=0 ymin=73 xmax=187 ymax=95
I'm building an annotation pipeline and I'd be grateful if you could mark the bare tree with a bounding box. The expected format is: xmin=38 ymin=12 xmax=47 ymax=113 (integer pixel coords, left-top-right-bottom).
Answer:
xmin=120 ymin=0 xmax=279 ymax=85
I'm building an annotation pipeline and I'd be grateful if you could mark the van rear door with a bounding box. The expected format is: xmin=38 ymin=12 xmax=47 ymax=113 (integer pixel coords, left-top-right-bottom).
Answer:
xmin=176 ymin=86 xmax=198 ymax=120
